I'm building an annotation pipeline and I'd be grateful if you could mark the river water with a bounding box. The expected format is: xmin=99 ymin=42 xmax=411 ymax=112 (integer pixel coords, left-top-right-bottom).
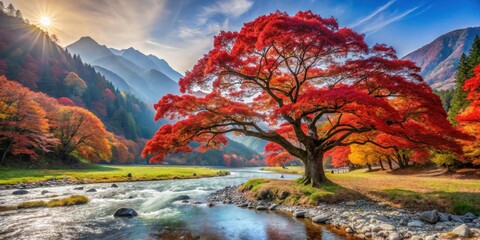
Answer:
xmin=0 ymin=168 xmax=349 ymax=240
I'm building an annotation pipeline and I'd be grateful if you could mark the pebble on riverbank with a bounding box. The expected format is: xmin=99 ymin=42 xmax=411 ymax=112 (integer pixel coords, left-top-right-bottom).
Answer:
xmin=208 ymin=185 xmax=480 ymax=240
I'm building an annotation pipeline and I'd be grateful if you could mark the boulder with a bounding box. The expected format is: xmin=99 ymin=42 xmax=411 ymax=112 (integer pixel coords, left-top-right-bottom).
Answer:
xmin=114 ymin=208 xmax=138 ymax=217
xmin=247 ymin=203 xmax=255 ymax=208
xmin=256 ymin=205 xmax=267 ymax=211
xmin=86 ymin=188 xmax=97 ymax=193
xmin=388 ymin=232 xmax=402 ymax=240
xmin=379 ymin=223 xmax=395 ymax=231
xmin=293 ymin=211 xmax=306 ymax=218
xmin=41 ymin=190 xmax=49 ymax=195
xmin=451 ymin=215 xmax=464 ymax=223
xmin=111 ymin=184 xmax=118 ymax=188
xmin=420 ymin=210 xmax=439 ymax=224
xmin=407 ymin=220 xmax=425 ymax=228
xmin=452 ymin=224 xmax=470 ymax=237
xmin=464 ymin=212 xmax=476 ymax=219
xmin=207 ymin=202 xmax=215 ymax=207
xmin=181 ymin=200 xmax=189 ymax=203
xmin=312 ymin=214 xmax=329 ymax=224
xmin=438 ymin=213 xmax=450 ymax=222
xmin=268 ymin=204 xmax=278 ymax=210
xmin=12 ymin=189 xmax=29 ymax=195
xmin=345 ymin=227 xmax=354 ymax=233
xmin=73 ymin=187 xmax=84 ymax=190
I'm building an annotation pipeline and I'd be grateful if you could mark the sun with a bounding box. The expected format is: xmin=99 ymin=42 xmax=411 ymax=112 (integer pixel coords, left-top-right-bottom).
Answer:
xmin=39 ymin=16 xmax=52 ymax=28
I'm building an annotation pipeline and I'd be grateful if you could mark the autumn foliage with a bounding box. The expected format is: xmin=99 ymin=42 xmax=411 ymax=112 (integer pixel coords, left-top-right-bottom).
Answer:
xmin=0 ymin=76 xmax=132 ymax=164
xmin=143 ymin=11 xmax=467 ymax=186
xmin=456 ymin=64 xmax=480 ymax=165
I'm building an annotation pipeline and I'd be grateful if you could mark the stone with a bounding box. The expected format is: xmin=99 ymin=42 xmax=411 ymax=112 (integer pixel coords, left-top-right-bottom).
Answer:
xmin=420 ymin=210 xmax=438 ymax=224
xmin=293 ymin=211 xmax=306 ymax=218
xmin=237 ymin=203 xmax=248 ymax=207
xmin=268 ymin=204 xmax=278 ymax=210
xmin=73 ymin=187 xmax=84 ymax=190
xmin=247 ymin=203 xmax=255 ymax=208
xmin=181 ymin=200 xmax=189 ymax=203
xmin=408 ymin=220 xmax=425 ymax=228
xmin=425 ymin=235 xmax=436 ymax=240
xmin=111 ymin=184 xmax=118 ymax=188
xmin=312 ymin=214 xmax=330 ymax=224
xmin=345 ymin=201 xmax=357 ymax=206
xmin=207 ymin=202 xmax=215 ymax=207
xmin=451 ymin=215 xmax=464 ymax=223
xmin=379 ymin=223 xmax=395 ymax=231
xmin=12 ymin=189 xmax=29 ymax=195
xmin=114 ymin=208 xmax=138 ymax=217
xmin=410 ymin=236 xmax=423 ymax=240
xmin=41 ymin=190 xmax=49 ymax=195
xmin=388 ymin=232 xmax=402 ymax=240
xmin=438 ymin=213 xmax=450 ymax=222
xmin=452 ymin=224 xmax=470 ymax=237
xmin=345 ymin=227 xmax=354 ymax=233
xmin=464 ymin=212 xmax=476 ymax=219
xmin=256 ymin=205 xmax=267 ymax=211
xmin=86 ymin=188 xmax=97 ymax=192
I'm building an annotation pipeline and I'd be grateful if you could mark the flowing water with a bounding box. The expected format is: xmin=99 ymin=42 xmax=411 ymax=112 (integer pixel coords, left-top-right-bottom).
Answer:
xmin=0 ymin=168 xmax=350 ymax=240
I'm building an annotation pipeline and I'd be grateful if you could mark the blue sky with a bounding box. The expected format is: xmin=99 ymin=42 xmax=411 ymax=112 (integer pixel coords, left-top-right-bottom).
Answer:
xmin=10 ymin=0 xmax=480 ymax=74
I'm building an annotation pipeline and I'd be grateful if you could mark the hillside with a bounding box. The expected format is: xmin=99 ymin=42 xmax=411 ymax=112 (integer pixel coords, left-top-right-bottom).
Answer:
xmin=67 ymin=37 xmax=181 ymax=104
xmin=403 ymin=26 xmax=480 ymax=89
xmin=0 ymin=11 xmax=157 ymax=140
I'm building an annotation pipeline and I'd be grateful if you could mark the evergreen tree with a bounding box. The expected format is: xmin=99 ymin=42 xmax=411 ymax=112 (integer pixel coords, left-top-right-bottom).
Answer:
xmin=449 ymin=54 xmax=471 ymax=121
xmin=448 ymin=35 xmax=480 ymax=121
xmin=7 ymin=3 xmax=14 ymax=16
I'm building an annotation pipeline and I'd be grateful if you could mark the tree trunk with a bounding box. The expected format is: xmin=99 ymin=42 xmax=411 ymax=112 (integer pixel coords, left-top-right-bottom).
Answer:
xmin=387 ymin=158 xmax=393 ymax=170
xmin=1 ymin=140 xmax=13 ymax=164
xmin=379 ymin=160 xmax=385 ymax=170
xmin=366 ymin=163 xmax=372 ymax=172
xmin=300 ymin=151 xmax=329 ymax=187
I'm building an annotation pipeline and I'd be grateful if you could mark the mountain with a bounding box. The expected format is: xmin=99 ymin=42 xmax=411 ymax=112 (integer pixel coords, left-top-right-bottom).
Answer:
xmin=0 ymin=11 xmax=157 ymax=140
xmin=403 ymin=26 xmax=480 ymax=89
xmin=66 ymin=37 xmax=182 ymax=104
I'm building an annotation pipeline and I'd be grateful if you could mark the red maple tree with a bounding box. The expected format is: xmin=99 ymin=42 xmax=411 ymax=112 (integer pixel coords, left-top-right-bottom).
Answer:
xmin=143 ymin=11 xmax=466 ymax=186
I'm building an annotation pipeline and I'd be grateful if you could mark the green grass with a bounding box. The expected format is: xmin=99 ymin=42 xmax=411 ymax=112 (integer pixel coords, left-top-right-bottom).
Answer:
xmin=260 ymin=166 xmax=304 ymax=174
xmin=327 ymin=170 xmax=480 ymax=215
xmin=2 ymin=195 xmax=90 ymax=211
xmin=240 ymin=178 xmax=360 ymax=206
xmin=0 ymin=165 xmax=229 ymax=185
xmin=46 ymin=195 xmax=89 ymax=207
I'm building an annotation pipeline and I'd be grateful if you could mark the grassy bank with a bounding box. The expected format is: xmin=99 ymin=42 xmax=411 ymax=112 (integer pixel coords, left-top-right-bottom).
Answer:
xmin=260 ymin=167 xmax=480 ymax=215
xmin=0 ymin=165 xmax=229 ymax=185
xmin=259 ymin=166 xmax=304 ymax=174
xmin=240 ymin=178 xmax=360 ymax=206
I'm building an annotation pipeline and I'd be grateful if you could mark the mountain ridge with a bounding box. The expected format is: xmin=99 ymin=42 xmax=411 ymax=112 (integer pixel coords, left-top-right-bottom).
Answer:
xmin=403 ymin=26 xmax=480 ymax=89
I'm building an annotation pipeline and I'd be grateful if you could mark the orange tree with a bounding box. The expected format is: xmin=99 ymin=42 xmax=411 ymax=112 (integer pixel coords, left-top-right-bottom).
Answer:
xmin=143 ymin=11 xmax=466 ymax=186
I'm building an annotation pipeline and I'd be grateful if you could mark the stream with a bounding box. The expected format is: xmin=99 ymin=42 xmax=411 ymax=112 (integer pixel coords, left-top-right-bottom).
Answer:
xmin=0 ymin=167 xmax=350 ymax=240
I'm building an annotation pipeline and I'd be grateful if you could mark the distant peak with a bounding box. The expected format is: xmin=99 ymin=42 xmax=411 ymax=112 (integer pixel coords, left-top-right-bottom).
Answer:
xmin=78 ymin=36 xmax=97 ymax=43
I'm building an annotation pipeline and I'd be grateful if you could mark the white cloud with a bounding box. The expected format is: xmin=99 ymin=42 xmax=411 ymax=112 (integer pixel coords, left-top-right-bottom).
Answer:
xmin=201 ymin=0 xmax=253 ymax=18
xmin=360 ymin=7 xmax=418 ymax=34
xmin=350 ymin=0 xmax=396 ymax=28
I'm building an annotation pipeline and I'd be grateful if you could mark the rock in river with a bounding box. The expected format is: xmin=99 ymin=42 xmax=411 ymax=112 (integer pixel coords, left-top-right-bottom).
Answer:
xmin=12 ymin=189 xmax=29 ymax=195
xmin=452 ymin=224 xmax=470 ymax=237
xmin=111 ymin=184 xmax=118 ymax=188
xmin=114 ymin=208 xmax=138 ymax=218
xmin=293 ymin=211 xmax=306 ymax=218
xmin=420 ymin=210 xmax=439 ymax=224
xmin=86 ymin=188 xmax=97 ymax=193
xmin=172 ymin=195 xmax=190 ymax=202
xmin=41 ymin=190 xmax=49 ymax=195
xmin=312 ymin=215 xmax=329 ymax=224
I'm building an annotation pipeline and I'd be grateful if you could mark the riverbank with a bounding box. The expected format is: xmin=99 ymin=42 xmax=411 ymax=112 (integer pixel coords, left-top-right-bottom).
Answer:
xmin=262 ymin=167 xmax=480 ymax=215
xmin=0 ymin=165 xmax=229 ymax=189
xmin=209 ymin=183 xmax=480 ymax=239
